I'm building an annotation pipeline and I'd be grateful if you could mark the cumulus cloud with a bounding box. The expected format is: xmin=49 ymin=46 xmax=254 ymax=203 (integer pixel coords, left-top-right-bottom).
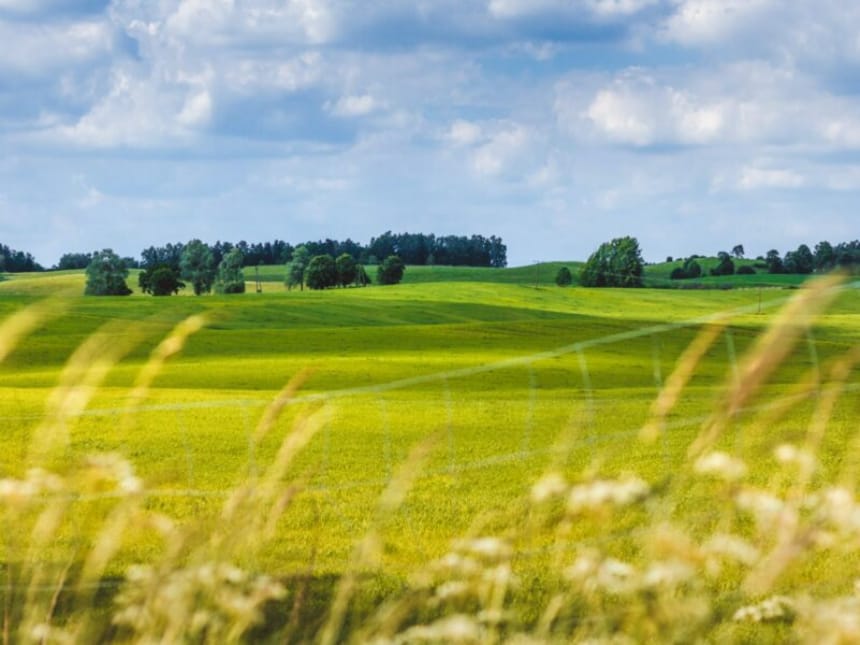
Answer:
xmin=326 ymin=94 xmax=381 ymax=117
xmin=47 ymin=65 xmax=212 ymax=147
xmin=445 ymin=120 xmax=483 ymax=146
xmin=659 ymin=0 xmax=776 ymax=46
xmin=161 ymin=0 xmax=337 ymax=46
xmin=0 ymin=18 xmax=113 ymax=75
xmin=559 ymin=63 xmax=860 ymax=150
xmin=488 ymin=0 xmax=657 ymax=20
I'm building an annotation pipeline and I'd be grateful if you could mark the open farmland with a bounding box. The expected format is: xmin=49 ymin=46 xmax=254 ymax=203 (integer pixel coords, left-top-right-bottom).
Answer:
xmin=0 ymin=270 xmax=858 ymax=642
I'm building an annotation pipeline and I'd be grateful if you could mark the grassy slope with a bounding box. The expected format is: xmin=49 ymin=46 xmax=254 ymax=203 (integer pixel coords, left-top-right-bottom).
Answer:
xmin=1 ymin=274 xmax=858 ymax=582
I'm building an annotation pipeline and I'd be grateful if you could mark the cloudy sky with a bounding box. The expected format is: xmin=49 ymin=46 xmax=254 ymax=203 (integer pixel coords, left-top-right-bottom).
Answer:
xmin=1 ymin=0 xmax=858 ymax=267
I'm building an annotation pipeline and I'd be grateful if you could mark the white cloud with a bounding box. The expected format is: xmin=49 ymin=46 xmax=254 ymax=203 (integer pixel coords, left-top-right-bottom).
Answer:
xmin=585 ymin=85 xmax=657 ymax=145
xmin=585 ymin=0 xmax=659 ymax=17
xmin=0 ymin=18 xmax=113 ymax=74
xmin=562 ymin=63 xmax=860 ymax=150
xmin=660 ymin=0 xmax=776 ymax=46
xmin=162 ymin=0 xmax=336 ymax=46
xmin=737 ymin=166 xmax=805 ymax=191
xmin=49 ymin=66 xmax=209 ymax=147
xmin=177 ymin=90 xmax=213 ymax=126
xmin=445 ymin=119 xmax=483 ymax=146
xmin=471 ymin=124 xmax=532 ymax=176
xmin=327 ymin=94 xmax=380 ymax=117
xmin=488 ymin=0 xmax=656 ymax=19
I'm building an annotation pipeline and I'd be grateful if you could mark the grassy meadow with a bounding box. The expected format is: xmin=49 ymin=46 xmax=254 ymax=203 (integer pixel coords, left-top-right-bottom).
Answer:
xmin=0 ymin=265 xmax=858 ymax=642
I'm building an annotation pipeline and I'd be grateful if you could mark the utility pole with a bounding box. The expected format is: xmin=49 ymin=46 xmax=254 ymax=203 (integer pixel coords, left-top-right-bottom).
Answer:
xmin=255 ymin=264 xmax=262 ymax=293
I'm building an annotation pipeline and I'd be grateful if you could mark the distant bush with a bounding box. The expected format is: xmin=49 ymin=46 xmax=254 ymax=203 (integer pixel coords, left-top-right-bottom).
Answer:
xmin=670 ymin=257 xmax=702 ymax=280
xmin=377 ymin=255 xmax=406 ymax=285
xmin=737 ymin=265 xmax=756 ymax=275
xmin=710 ymin=252 xmax=735 ymax=277
xmin=555 ymin=266 xmax=573 ymax=286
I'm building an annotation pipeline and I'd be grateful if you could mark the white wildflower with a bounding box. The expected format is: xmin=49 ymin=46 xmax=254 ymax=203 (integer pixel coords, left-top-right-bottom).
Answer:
xmin=596 ymin=558 xmax=636 ymax=593
xmin=564 ymin=552 xmax=599 ymax=583
xmin=397 ymin=614 xmax=481 ymax=643
xmin=642 ymin=560 xmax=695 ymax=588
xmin=436 ymin=553 xmax=481 ymax=577
xmin=733 ymin=596 xmax=794 ymax=623
xmin=564 ymin=552 xmax=636 ymax=594
xmin=482 ymin=563 xmax=512 ymax=587
xmin=567 ymin=477 xmax=649 ymax=514
xmin=694 ymin=451 xmax=747 ymax=481
xmin=703 ymin=533 xmax=760 ymax=566
xmin=736 ymin=489 xmax=790 ymax=530
xmin=435 ymin=581 xmax=469 ymax=600
xmin=774 ymin=443 xmax=817 ymax=473
xmin=530 ymin=472 xmax=568 ymax=503
xmin=820 ymin=487 xmax=860 ymax=533
xmin=459 ymin=537 xmax=512 ymax=562
xmin=0 ymin=478 xmax=37 ymax=505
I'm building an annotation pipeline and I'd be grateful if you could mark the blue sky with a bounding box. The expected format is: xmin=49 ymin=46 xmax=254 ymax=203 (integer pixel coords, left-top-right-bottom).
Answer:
xmin=1 ymin=0 xmax=858 ymax=267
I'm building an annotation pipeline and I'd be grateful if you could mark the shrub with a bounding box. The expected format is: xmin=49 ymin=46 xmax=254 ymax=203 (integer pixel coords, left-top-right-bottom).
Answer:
xmin=555 ymin=266 xmax=573 ymax=286
xmin=377 ymin=255 xmax=405 ymax=285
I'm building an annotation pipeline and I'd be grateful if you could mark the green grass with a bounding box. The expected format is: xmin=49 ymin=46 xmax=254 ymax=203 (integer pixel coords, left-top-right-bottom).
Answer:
xmin=0 ymin=271 xmax=858 ymax=641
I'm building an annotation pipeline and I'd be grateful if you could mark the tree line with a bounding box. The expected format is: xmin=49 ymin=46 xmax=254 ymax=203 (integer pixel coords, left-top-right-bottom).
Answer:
xmin=564 ymin=237 xmax=860 ymax=289
xmin=46 ymin=232 xmax=506 ymax=273
xmin=668 ymin=241 xmax=860 ymax=281
xmin=83 ymin=241 xmax=408 ymax=296
xmin=0 ymin=243 xmax=43 ymax=272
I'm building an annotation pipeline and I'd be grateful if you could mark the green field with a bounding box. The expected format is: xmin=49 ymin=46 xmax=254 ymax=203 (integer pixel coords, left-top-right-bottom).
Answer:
xmin=0 ymin=269 xmax=858 ymax=642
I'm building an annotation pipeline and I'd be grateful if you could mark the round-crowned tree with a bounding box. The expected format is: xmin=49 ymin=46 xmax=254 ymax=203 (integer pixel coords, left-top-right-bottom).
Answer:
xmin=335 ymin=253 xmax=357 ymax=287
xmin=305 ymin=254 xmax=337 ymax=290
xmin=180 ymin=239 xmax=216 ymax=295
xmin=84 ymin=249 xmax=133 ymax=296
xmin=214 ymin=248 xmax=246 ymax=294
xmin=580 ymin=237 xmax=644 ymax=288
xmin=377 ymin=255 xmax=405 ymax=285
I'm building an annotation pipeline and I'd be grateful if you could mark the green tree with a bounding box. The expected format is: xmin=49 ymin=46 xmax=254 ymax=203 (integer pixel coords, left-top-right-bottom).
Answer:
xmin=335 ymin=253 xmax=357 ymax=287
xmin=180 ymin=239 xmax=216 ymax=295
xmin=377 ymin=255 xmax=405 ymax=285
xmin=710 ymin=251 xmax=735 ymax=276
xmin=792 ymin=244 xmax=814 ymax=274
xmin=580 ymin=236 xmax=644 ymax=288
xmin=139 ymin=265 xmax=185 ymax=296
xmin=765 ymin=249 xmax=784 ymax=274
xmin=305 ymin=254 xmax=337 ymax=290
xmin=814 ymin=241 xmax=834 ymax=271
xmin=286 ymin=245 xmax=310 ymax=291
xmin=84 ymin=249 xmax=133 ymax=296
xmin=214 ymin=249 xmax=246 ymax=294
xmin=355 ymin=265 xmax=371 ymax=286
xmin=555 ymin=266 xmax=573 ymax=286
xmin=731 ymin=244 xmax=745 ymax=259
